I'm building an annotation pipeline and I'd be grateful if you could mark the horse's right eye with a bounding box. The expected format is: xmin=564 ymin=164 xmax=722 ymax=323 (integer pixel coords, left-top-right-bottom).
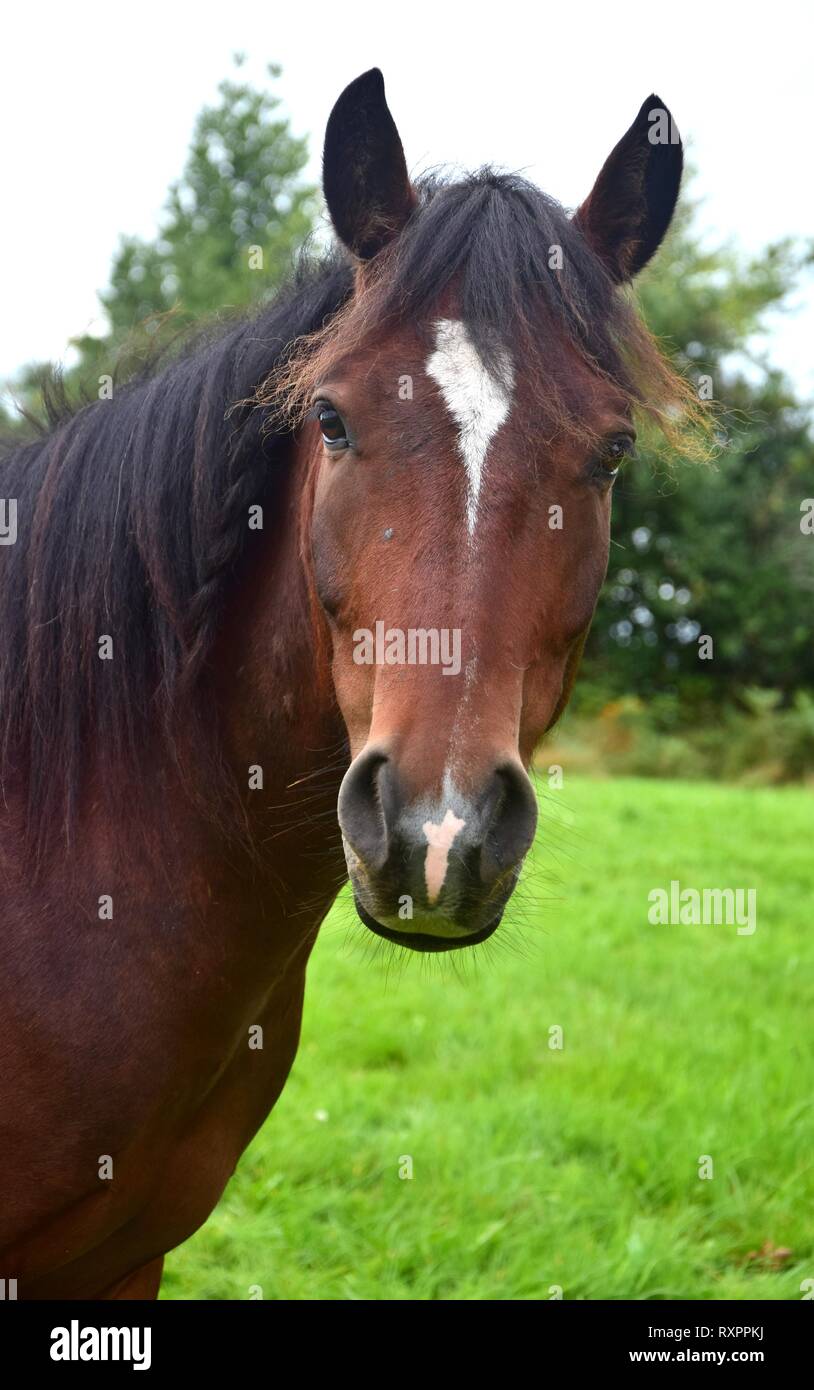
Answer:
xmin=317 ymin=403 xmax=348 ymax=449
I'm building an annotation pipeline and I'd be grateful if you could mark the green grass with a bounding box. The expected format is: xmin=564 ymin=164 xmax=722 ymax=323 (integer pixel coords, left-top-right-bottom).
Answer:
xmin=162 ymin=777 xmax=814 ymax=1300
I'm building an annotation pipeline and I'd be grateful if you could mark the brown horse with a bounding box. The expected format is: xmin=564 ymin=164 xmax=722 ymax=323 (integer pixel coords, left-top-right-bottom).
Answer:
xmin=0 ymin=70 xmax=693 ymax=1298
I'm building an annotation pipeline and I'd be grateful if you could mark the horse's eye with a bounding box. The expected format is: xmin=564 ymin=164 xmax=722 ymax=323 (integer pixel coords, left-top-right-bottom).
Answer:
xmin=593 ymin=434 xmax=636 ymax=482
xmin=316 ymin=402 xmax=348 ymax=449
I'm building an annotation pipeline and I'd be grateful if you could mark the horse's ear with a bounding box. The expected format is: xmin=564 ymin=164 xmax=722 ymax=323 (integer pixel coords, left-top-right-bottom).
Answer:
xmin=323 ymin=68 xmax=416 ymax=260
xmin=574 ymin=95 xmax=682 ymax=282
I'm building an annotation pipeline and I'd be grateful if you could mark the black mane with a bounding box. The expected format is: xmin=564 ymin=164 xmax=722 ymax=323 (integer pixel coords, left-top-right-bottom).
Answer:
xmin=275 ymin=170 xmax=651 ymax=432
xmin=0 ymin=247 xmax=353 ymax=853
xmin=380 ymin=169 xmax=624 ymax=382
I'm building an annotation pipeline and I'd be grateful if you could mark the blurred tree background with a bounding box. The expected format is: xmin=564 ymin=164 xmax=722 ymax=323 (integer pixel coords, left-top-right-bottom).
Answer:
xmin=2 ymin=62 xmax=812 ymax=778
xmin=569 ymin=197 xmax=814 ymax=780
xmin=584 ymin=201 xmax=813 ymax=700
xmin=1 ymin=56 xmax=317 ymax=424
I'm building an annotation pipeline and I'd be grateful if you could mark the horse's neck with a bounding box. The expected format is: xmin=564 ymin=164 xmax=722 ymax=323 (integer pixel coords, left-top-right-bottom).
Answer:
xmin=0 ymin=434 xmax=345 ymax=1049
xmin=207 ymin=432 xmax=347 ymax=910
xmin=214 ymin=433 xmax=335 ymax=752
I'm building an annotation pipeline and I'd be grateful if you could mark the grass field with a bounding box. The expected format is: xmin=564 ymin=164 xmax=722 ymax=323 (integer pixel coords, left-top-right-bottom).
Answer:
xmin=162 ymin=776 xmax=814 ymax=1300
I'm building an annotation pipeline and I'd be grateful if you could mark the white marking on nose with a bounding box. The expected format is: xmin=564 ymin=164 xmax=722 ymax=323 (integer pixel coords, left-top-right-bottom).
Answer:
xmin=422 ymin=808 xmax=466 ymax=905
xmin=425 ymin=318 xmax=514 ymax=537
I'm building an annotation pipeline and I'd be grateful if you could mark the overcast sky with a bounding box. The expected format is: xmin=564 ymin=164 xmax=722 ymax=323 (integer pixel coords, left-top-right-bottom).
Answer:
xmin=2 ymin=0 xmax=811 ymax=400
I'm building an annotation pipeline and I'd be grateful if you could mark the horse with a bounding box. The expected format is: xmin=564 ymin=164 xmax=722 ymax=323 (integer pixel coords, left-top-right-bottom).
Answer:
xmin=0 ymin=69 xmax=695 ymax=1298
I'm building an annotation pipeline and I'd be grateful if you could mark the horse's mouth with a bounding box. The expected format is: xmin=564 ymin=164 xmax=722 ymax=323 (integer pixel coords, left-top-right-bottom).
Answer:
xmin=353 ymin=897 xmax=502 ymax=953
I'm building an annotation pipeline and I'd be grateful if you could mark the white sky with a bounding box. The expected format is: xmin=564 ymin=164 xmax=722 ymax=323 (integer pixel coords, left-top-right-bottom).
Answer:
xmin=2 ymin=0 xmax=811 ymax=400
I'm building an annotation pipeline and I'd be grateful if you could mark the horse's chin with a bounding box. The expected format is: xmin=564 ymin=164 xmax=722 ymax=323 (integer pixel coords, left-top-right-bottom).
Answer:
xmin=353 ymin=896 xmax=503 ymax=953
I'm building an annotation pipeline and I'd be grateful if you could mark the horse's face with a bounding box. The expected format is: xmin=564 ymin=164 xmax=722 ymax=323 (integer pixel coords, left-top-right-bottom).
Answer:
xmin=308 ymin=325 xmax=629 ymax=948
xmin=311 ymin=71 xmax=682 ymax=952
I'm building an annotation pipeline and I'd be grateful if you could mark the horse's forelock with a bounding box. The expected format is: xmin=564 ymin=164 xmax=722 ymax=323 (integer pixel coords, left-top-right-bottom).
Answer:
xmin=267 ymin=170 xmax=705 ymax=454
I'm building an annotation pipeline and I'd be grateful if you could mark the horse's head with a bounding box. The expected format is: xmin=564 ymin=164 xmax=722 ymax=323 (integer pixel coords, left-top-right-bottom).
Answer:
xmin=291 ymin=70 xmax=687 ymax=951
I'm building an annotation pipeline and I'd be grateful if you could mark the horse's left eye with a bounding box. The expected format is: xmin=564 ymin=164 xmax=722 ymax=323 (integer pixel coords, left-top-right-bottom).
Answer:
xmin=593 ymin=435 xmax=636 ymax=482
xmin=316 ymin=403 xmax=348 ymax=449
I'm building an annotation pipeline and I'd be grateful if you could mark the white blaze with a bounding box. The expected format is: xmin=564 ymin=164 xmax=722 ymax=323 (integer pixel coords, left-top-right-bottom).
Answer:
xmin=422 ymin=808 xmax=466 ymax=905
xmin=425 ymin=318 xmax=514 ymax=536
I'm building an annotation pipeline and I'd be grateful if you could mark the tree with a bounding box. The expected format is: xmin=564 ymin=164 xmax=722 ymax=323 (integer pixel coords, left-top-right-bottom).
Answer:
xmin=10 ymin=57 xmax=318 ymax=417
xmin=579 ymin=188 xmax=814 ymax=714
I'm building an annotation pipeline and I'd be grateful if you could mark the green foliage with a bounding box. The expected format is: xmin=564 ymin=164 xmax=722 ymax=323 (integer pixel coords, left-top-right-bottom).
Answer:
xmin=9 ymin=57 xmax=317 ymax=419
xmin=161 ymin=776 xmax=814 ymax=1300
xmin=584 ymin=193 xmax=814 ymax=706
xmin=544 ymin=687 xmax=814 ymax=783
xmin=637 ymin=196 xmax=806 ymax=356
xmin=97 ymin=60 xmax=316 ymax=334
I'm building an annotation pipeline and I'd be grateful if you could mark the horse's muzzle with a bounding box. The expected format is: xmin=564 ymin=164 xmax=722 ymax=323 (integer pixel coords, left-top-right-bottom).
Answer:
xmin=338 ymin=744 xmax=537 ymax=950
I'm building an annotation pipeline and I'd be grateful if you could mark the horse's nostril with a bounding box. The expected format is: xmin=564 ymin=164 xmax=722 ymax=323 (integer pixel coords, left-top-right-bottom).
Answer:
xmin=479 ymin=762 xmax=538 ymax=886
xmin=339 ymin=749 xmax=536 ymax=913
xmin=337 ymin=747 xmax=392 ymax=872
